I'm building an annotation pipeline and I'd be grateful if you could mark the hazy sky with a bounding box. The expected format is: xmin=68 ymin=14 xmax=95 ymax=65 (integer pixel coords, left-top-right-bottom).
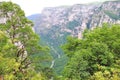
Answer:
xmin=1 ymin=0 xmax=108 ymax=16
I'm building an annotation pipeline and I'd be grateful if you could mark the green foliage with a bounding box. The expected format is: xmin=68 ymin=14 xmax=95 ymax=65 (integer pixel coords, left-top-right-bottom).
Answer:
xmin=66 ymin=20 xmax=79 ymax=29
xmin=42 ymin=67 xmax=54 ymax=79
xmin=37 ymin=25 xmax=70 ymax=75
xmin=62 ymin=36 xmax=81 ymax=58
xmin=63 ymin=49 xmax=91 ymax=80
xmin=0 ymin=31 xmax=18 ymax=79
xmin=62 ymin=24 xmax=120 ymax=79
xmin=104 ymin=10 xmax=120 ymax=20
xmin=54 ymin=55 xmax=68 ymax=75
xmin=89 ymin=68 xmax=120 ymax=80
xmin=0 ymin=1 xmax=51 ymax=79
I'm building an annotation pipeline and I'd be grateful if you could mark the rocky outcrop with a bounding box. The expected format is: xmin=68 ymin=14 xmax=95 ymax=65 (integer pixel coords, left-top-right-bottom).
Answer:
xmin=90 ymin=1 xmax=120 ymax=30
xmin=31 ymin=1 xmax=120 ymax=39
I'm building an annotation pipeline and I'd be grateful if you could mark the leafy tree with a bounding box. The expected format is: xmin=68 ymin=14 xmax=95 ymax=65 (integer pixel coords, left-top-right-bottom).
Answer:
xmin=62 ymin=24 xmax=120 ymax=79
xmin=0 ymin=1 xmax=50 ymax=79
xmin=89 ymin=68 xmax=120 ymax=80
xmin=0 ymin=31 xmax=17 ymax=79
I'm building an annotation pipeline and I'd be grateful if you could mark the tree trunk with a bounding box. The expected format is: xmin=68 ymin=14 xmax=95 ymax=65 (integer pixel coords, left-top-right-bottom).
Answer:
xmin=0 ymin=75 xmax=3 ymax=80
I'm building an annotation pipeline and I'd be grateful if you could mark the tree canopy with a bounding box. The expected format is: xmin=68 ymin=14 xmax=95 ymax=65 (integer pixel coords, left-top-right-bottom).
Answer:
xmin=0 ymin=2 xmax=50 ymax=80
xmin=62 ymin=24 xmax=120 ymax=80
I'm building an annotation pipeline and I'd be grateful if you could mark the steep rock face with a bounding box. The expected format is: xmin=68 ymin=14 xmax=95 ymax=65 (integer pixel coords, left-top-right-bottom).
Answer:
xmin=33 ymin=1 xmax=120 ymax=39
xmin=34 ymin=4 xmax=99 ymax=38
xmin=90 ymin=1 xmax=120 ymax=30
xmin=28 ymin=1 xmax=120 ymax=74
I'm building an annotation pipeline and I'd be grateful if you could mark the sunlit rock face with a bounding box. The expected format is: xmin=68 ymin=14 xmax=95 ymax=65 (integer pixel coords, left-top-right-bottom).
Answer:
xmin=30 ymin=1 xmax=120 ymax=40
xmin=90 ymin=1 xmax=120 ymax=30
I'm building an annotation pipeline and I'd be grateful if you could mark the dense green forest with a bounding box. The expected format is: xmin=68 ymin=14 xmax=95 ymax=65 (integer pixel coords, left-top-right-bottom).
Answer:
xmin=0 ymin=1 xmax=120 ymax=80
xmin=62 ymin=24 xmax=120 ymax=80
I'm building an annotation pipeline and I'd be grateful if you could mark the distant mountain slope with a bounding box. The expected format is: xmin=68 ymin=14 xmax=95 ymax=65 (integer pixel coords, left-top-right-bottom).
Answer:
xmin=28 ymin=0 xmax=120 ymax=74
xmin=28 ymin=14 xmax=40 ymax=20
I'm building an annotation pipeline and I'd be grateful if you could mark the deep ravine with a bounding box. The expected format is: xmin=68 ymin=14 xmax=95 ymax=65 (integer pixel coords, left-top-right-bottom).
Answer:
xmin=50 ymin=46 xmax=61 ymax=68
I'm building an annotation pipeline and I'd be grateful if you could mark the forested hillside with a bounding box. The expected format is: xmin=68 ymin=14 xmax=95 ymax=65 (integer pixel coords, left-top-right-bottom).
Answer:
xmin=0 ymin=1 xmax=120 ymax=80
xmin=28 ymin=0 xmax=120 ymax=75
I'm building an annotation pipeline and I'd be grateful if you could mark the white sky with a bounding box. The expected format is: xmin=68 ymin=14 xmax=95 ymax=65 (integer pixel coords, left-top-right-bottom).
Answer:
xmin=0 ymin=0 xmax=108 ymax=16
